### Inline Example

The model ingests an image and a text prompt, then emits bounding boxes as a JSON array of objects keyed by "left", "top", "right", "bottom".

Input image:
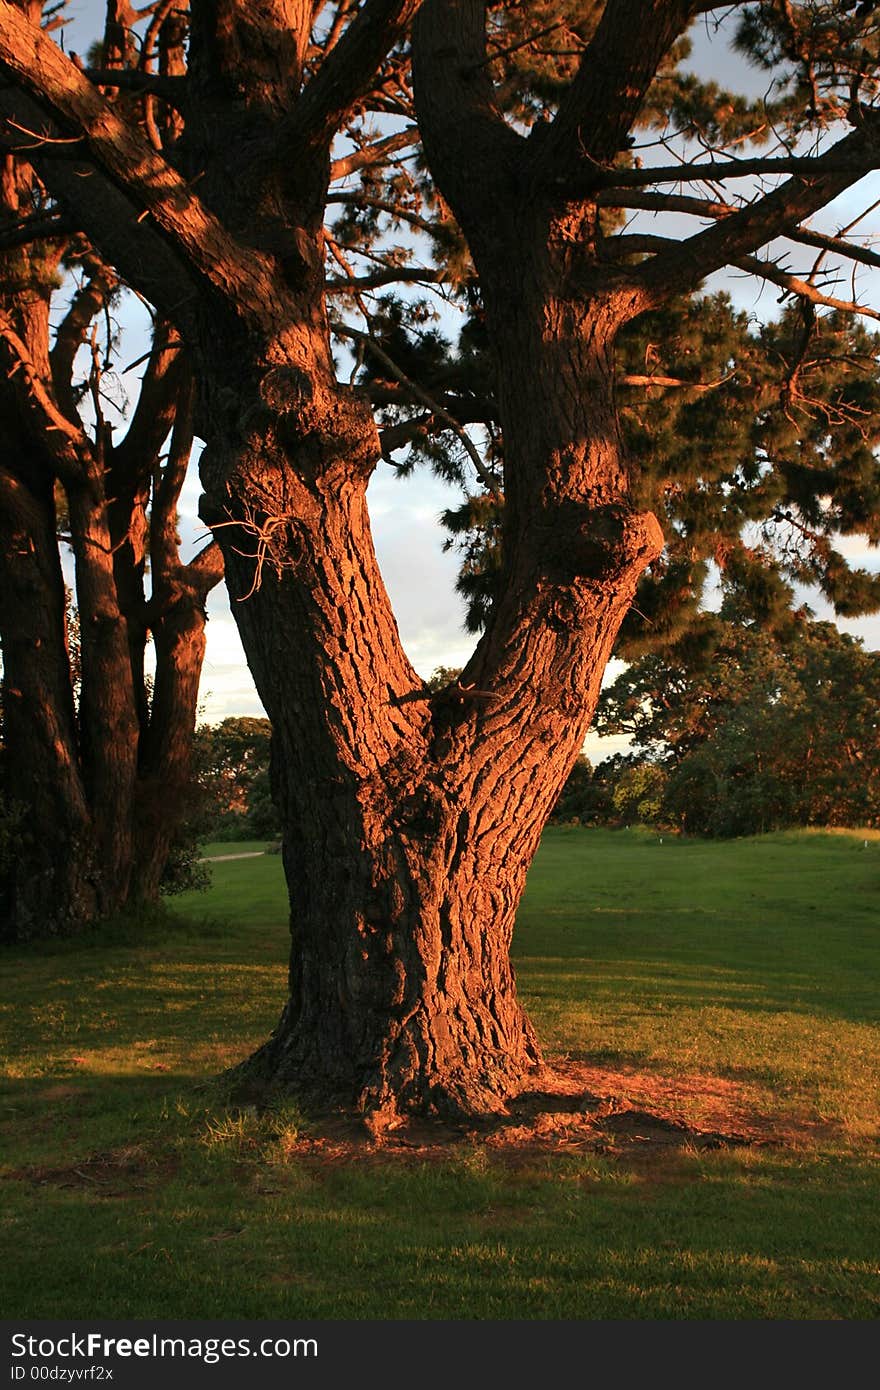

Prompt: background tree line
[{"left": 555, "top": 612, "right": 880, "bottom": 836}]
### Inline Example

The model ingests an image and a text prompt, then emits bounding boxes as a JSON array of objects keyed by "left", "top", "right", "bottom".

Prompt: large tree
[{"left": 3, "top": 1, "right": 880, "bottom": 1115}]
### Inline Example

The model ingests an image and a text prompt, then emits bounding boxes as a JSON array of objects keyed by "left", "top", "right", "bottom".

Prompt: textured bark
[{"left": 134, "top": 383, "right": 223, "bottom": 900}]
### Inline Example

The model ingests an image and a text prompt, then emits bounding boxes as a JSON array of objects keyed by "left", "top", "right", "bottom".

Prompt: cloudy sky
[{"left": 54, "top": 2, "right": 880, "bottom": 761}]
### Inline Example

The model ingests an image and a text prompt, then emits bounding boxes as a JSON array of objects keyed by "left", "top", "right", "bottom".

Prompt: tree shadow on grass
[{"left": 517, "top": 955, "right": 880, "bottom": 1026}]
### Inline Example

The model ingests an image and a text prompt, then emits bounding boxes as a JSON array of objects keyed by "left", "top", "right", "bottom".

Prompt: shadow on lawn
[{"left": 518, "top": 956, "right": 880, "bottom": 1026}]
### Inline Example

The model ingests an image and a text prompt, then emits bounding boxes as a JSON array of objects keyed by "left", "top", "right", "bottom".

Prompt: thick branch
[
  {"left": 538, "top": 0, "right": 697, "bottom": 175},
  {"left": 327, "top": 188, "right": 436, "bottom": 233},
  {"left": 50, "top": 251, "right": 117, "bottom": 422},
  {"left": 377, "top": 409, "right": 433, "bottom": 456},
  {"left": 84, "top": 68, "right": 186, "bottom": 104},
  {"left": 600, "top": 190, "right": 880, "bottom": 279},
  {"left": 0, "top": 306, "right": 90, "bottom": 481},
  {"left": 596, "top": 188, "right": 739, "bottom": 219},
  {"left": 412, "top": 0, "right": 525, "bottom": 243},
  {"left": 787, "top": 222, "right": 880, "bottom": 272},
  {"left": 286, "top": 0, "right": 422, "bottom": 153},
  {"left": 112, "top": 322, "right": 184, "bottom": 485},
  {"left": 185, "top": 538, "right": 224, "bottom": 593},
  {"left": 0, "top": 87, "right": 198, "bottom": 320},
  {"left": 150, "top": 365, "right": 194, "bottom": 578},
  {"left": 0, "top": 5, "right": 280, "bottom": 320}
]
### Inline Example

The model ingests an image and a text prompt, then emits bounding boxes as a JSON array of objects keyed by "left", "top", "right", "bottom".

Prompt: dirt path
[{"left": 200, "top": 851, "right": 266, "bottom": 862}]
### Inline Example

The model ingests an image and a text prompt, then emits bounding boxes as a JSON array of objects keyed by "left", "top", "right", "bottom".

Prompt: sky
[{"left": 50, "top": 2, "right": 880, "bottom": 761}]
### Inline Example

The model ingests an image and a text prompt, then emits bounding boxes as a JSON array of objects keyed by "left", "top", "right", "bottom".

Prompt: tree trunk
[
  {"left": 201, "top": 305, "right": 659, "bottom": 1118},
  {"left": 0, "top": 462, "right": 97, "bottom": 938},
  {"left": 132, "top": 588, "right": 210, "bottom": 901},
  {"left": 65, "top": 475, "right": 140, "bottom": 914}
]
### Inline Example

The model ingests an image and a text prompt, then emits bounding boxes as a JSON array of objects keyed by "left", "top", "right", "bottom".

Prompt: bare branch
[
  {"left": 412, "top": 0, "right": 525, "bottom": 248},
  {"left": 787, "top": 222, "right": 880, "bottom": 272},
  {"left": 185, "top": 538, "right": 224, "bottom": 593},
  {"left": 636, "top": 116, "right": 880, "bottom": 308},
  {"left": 377, "top": 409, "right": 434, "bottom": 456},
  {"left": 330, "top": 123, "right": 418, "bottom": 181},
  {"left": 327, "top": 265, "right": 443, "bottom": 291},
  {"left": 595, "top": 188, "right": 739, "bottom": 219},
  {"left": 566, "top": 150, "right": 880, "bottom": 196},
  {"left": 327, "top": 188, "right": 437, "bottom": 234},
  {"left": 734, "top": 253, "right": 880, "bottom": 322},
  {"left": 112, "top": 322, "right": 185, "bottom": 485}
]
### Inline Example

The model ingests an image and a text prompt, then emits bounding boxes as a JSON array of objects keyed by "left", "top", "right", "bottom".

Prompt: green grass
[{"left": 1, "top": 828, "right": 879, "bottom": 1319}]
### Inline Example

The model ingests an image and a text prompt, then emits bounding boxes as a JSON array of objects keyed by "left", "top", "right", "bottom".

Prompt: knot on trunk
[
  {"left": 242, "top": 372, "right": 378, "bottom": 482},
  {"left": 537, "top": 501, "right": 664, "bottom": 583}
]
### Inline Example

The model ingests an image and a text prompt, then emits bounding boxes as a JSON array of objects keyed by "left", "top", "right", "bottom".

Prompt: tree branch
[
  {"left": 636, "top": 115, "right": 880, "bottom": 307},
  {"left": 734, "top": 253, "right": 880, "bottom": 322},
  {"left": 0, "top": 306, "right": 90, "bottom": 482},
  {"left": 84, "top": 67, "right": 186, "bottom": 104},
  {"left": 595, "top": 188, "right": 739, "bottom": 219},
  {"left": 286, "top": 0, "right": 422, "bottom": 154},
  {"left": 564, "top": 150, "right": 880, "bottom": 197},
  {"left": 333, "top": 317, "right": 500, "bottom": 495},
  {"left": 0, "top": 4, "right": 280, "bottom": 321},
  {"left": 412, "top": 0, "right": 525, "bottom": 250},
  {"left": 327, "top": 265, "right": 443, "bottom": 291},
  {"left": 330, "top": 123, "right": 418, "bottom": 180},
  {"left": 536, "top": 0, "right": 697, "bottom": 176},
  {"left": 599, "top": 189, "right": 880, "bottom": 277}
]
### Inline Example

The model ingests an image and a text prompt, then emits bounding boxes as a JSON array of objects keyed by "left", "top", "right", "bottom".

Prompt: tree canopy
[{"left": 596, "top": 614, "right": 880, "bottom": 834}]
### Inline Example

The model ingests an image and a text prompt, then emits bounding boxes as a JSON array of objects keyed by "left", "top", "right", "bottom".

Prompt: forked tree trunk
[{"left": 202, "top": 305, "right": 660, "bottom": 1118}]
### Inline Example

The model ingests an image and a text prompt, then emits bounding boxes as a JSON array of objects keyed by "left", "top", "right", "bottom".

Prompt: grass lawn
[{"left": 1, "top": 827, "right": 878, "bottom": 1319}]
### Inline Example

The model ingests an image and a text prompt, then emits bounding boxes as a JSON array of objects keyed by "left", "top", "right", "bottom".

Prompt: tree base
[{"left": 229, "top": 998, "right": 544, "bottom": 1124}]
